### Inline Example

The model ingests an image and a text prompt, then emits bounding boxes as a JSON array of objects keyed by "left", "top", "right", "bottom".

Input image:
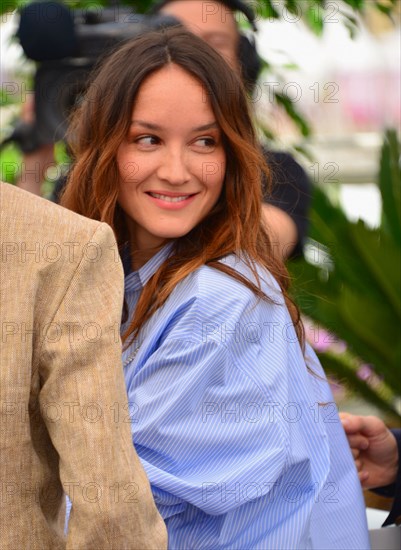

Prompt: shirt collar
[{"left": 124, "top": 242, "right": 175, "bottom": 293}]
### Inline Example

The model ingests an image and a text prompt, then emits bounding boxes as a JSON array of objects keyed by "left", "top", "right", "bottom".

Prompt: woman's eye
[
  {"left": 194, "top": 137, "right": 216, "bottom": 149},
  {"left": 134, "top": 135, "right": 159, "bottom": 146}
]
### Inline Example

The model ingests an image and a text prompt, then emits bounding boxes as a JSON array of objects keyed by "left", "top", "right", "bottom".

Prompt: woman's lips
[{"left": 146, "top": 191, "right": 198, "bottom": 209}]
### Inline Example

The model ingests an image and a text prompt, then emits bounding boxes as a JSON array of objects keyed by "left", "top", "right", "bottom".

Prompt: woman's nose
[{"left": 157, "top": 150, "right": 191, "bottom": 185}]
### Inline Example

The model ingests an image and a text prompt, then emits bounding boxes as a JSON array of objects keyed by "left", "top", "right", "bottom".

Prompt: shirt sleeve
[
  {"left": 128, "top": 337, "right": 289, "bottom": 518},
  {"left": 124, "top": 273, "right": 292, "bottom": 519}
]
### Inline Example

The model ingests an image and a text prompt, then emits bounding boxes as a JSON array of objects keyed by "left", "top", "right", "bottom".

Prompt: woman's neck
[{"left": 129, "top": 242, "right": 167, "bottom": 271}]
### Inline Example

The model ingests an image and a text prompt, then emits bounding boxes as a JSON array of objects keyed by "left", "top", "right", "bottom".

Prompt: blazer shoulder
[{"left": 0, "top": 182, "right": 104, "bottom": 244}]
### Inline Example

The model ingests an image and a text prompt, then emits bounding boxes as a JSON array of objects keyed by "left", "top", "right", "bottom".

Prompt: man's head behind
[{"left": 152, "top": 0, "right": 260, "bottom": 89}]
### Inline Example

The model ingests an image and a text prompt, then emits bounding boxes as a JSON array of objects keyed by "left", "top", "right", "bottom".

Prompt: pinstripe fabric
[{"left": 123, "top": 245, "right": 370, "bottom": 549}]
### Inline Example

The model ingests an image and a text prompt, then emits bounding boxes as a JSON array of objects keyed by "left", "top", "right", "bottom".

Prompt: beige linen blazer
[{"left": 0, "top": 183, "right": 167, "bottom": 549}]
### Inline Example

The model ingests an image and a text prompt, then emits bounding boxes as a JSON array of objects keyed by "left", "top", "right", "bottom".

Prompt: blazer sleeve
[
  {"left": 381, "top": 429, "right": 401, "bottom": 526},
  {"left": 37, "top": 223, "right": 167, "bottom": 550}
]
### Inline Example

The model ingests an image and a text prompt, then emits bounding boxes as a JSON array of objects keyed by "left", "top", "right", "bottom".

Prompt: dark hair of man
[
  {"left": 149, "top": 0, "right": 257, "bottom": 31},
  {"left": 61, "top": 27, "right": 303, "bottom": 349}
]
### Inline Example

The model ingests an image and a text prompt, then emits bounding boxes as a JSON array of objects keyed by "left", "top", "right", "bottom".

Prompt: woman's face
[{"left": 117, "top": 63, "right": 226, "bottom": 253}]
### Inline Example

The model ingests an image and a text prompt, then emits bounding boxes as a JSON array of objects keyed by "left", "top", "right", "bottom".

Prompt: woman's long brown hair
[{"left": 61, "top": 27, "right": 304, "bottom": 350}]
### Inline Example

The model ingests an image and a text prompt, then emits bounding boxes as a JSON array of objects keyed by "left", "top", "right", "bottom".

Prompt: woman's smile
[{"left": 146, "top": 190, "right": 198, "bottom": 208}]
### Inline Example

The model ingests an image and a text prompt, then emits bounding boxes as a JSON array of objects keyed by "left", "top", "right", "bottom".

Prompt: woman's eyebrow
[
  {"left": 193, "top": 122, "right": 219, "bottom": 132},
  {"left": 131, "top": 120, "right": 218, "bottom": 132},
  {"left": 130, "top": 120, "right": 161, "bottom": 130}
]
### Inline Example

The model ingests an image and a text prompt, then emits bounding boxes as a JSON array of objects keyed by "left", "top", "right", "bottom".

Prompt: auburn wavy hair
[{"left": 61, "top": 26, "right": 304, "bottom": 349}]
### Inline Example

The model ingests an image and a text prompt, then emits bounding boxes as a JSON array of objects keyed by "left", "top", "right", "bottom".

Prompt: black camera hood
[{"left": 14, "top": 2, "right": 179, "bottom": 150}]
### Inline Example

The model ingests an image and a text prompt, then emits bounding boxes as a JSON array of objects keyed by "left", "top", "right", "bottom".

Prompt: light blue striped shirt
[{"left": 123, "top": 244, "right": 370, "bottom": 549}]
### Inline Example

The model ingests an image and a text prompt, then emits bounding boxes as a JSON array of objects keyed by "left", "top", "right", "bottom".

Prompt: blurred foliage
[
  {"left": 0, "top": 144, "right": 21, "bottom": 182},
  {"left": 1, "top": 88, "right": 20, "bottom": 107},
  {"left": 289, "top": 129, "right": 401, "bottom": 421}
]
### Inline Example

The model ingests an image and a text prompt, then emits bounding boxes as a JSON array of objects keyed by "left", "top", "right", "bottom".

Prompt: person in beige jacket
[{"left": 0, "top": 182, "right": 167, "bottom": 549}]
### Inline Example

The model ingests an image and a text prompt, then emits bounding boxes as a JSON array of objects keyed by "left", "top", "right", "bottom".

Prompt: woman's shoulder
[
  {"left": 145, "top": 254, "right": 288, "bottom": 347},
  {"left": 192, "top": 254, "right": 283, "bottom": 303},
  {"left": 167, "top": 254, "right": 285, "bottom": 327}
]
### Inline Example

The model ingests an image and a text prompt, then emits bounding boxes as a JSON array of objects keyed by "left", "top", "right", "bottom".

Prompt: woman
[{"left": 62, "top": 28, "right": 370, "bottom": 549}]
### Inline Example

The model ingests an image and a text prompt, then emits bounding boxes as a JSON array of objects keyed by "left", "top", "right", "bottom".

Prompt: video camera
[{"left": 12, "top": 1, "right": 178, "bottom": 152}]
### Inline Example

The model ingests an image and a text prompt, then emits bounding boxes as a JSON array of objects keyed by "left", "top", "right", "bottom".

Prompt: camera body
[{"left": 17, "top": 2, "right": 178, "bottom": 150}]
